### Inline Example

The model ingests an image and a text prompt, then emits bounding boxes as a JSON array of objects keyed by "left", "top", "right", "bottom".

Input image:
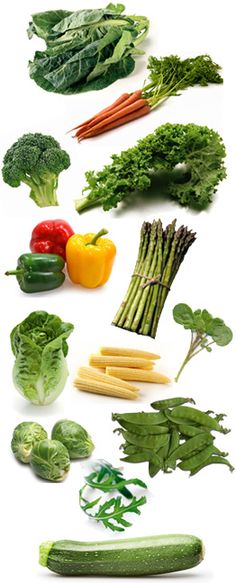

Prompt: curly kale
[
  {"left": 75, "top": 123, "right": 226, "bottom": 213},
  {"left": 2, "top": 133, "right": 70, "bottom": 207}
]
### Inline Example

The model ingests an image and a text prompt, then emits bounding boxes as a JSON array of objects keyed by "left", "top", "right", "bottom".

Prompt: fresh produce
[
  {"left": 100, "top": 346, "right": 160, "bottom": 359},
  {"left": 173, "top": 304, "right": 233, "bottom": 381},
  {"left": 27, "top": 5, "right": 149, "bottom": 95},
  {"left": 71, "top": 54, "right": 223, "bottom": 140},
  {"left": 79, "top": 460, "right": 147, "bottom": 532},
  {"left": 11, "top": 422, "right": 47, "bottom": 463},
  {"left": 75, "top": 376, "right": 139, "bottom": 400},
  {"left": 107, "top": 367, "right": 170, "bottom": 383},
  {"left": 113, "top": 397, "right": 234, "bottom": 477},
  {"left": 30, "top": 219, "right": 74, "bottom": 260},
  {"left": 51, "top": 420, "right": 94, "bottom": 459},
  {"left": 75, "top": 124, "right": 226, "bottom": 213},
  {"left": 10, "top": 311, "right": 74, "bottom": 405},
  {"left": 89, "top": 355, "right": 154, "bottom": 369},
  {"left": 2, "top": 133, "right": 70, "bottom": 207},
  {"left": 30, "top": 439, "right": 70, "bottom": 481},
  {"left": 5, "top": 253, "right": 65, "bottom": 293},
  {"left": 39, "top": 534, "right": 204, "bottom": 576},
  {"left": 113, "top": 219, "right": 196, "bottom": 338},
  {"left": 66, "top": 228, "right": 116, "bottom": 288}
]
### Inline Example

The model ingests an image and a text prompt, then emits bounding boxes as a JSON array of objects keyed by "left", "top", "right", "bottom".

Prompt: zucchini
[{"left": 39, "top": 534, "right": 204, "bottom": 576}]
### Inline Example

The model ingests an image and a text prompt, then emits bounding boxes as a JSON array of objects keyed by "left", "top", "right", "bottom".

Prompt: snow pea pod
[
  {"left": 151, "top": 397, "right": 195, "bottom": 410},
  {"left": 121, "top": 451, "right": 154, "bottom": 463},
  {"left": 112, "top": 412, "right": 167, "bottom": 426},
  {"left": 166, "top": 429, "right": 180, "bottom": 470},
  {"left": 178, "top": 424, "right": 210, "bottom": 438},
  {"left": 167, "top": 432, "right": 214, "bottom": 464},
  {"left": 121, "top": 444, "right": 154, "bottom": 456},
  {"left": 116, "top": 419, "right": 169, "bottom": 435},
  {"left": 190, "top": 456, "right": 235, "bottom": 476},
  {"left": 170, "top": 406, "right": 230, "bottom": 434},
  {"left": 178, "top": 445, "right": 225, "bottom": 471},
  {"left": 120, "top": 430, "right": 170, "bottom": 450}
]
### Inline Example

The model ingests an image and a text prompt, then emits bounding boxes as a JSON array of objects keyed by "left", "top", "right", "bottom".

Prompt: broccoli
[{"left": 2, "top": 133, "right": 70, "bottom": 207}]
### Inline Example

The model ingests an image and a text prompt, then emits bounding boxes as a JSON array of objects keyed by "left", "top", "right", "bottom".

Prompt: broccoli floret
[{"left": 2, "top": 133, "right": 70, "bottom": 207}]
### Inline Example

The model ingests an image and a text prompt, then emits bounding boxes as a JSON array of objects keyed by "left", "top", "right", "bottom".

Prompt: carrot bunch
[
  {"left": 70, "top": 90, "right": 150, "bottom": 141},
  {"left": 69, "top": 55, "right": 223, "bottom": 142}
]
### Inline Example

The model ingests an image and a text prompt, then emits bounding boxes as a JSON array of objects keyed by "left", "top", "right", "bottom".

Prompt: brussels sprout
[
  {"left": 30, "top": 439, "right": 70, "bottom": 481},
  {"left": 51, "top": 419, "right": 94, "bottom": 460},
  {"left": 11, "top": 421, "right": 47, "bottom": 463}
]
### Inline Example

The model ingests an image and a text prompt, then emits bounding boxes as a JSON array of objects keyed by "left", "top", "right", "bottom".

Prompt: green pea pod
[
  {"left": 5, "top": 253, "right": 65, "bottom": 293},
  {"left": 166, "top": 429, "right": 180, "bottom": 470},
  {"left": 112, "top": 412, "right": 167, "bottom": 426},
  {"left": 149, "top": 455, "right": 162, "bottom": 477},
  {"left": 120, "top": 430, "right": 170, "bottom": 450},
  {"left": 178, "top": 445, "right": 218, "bottom": 471},
  {"left": 170, "top": 406, "right": 230, "bottom": 434},
  {"left": 178, "top": 424, "right": 210, "bottom": 438},
  {"left": 151, "top": 397, "right": 195, "bottom": 410},
  {"left": 117, "top": 419, "right": 169, "bottom": 435},
  {"left": 121, "top": 452, "right": 154, "bottom": 463},
  {"left": 166, "top": 432, "right": 214, "bottom": 465},
  {"left": 190, "top": 456, "right": 235, "bottom": 476},
  {"left": 121, "top": 444, "right": 154, "bottom": 457}
]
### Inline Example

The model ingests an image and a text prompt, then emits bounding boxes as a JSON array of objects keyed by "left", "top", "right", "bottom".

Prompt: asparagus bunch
[{"left": 112, "top": 219, "right": 196, "bottom": 338}]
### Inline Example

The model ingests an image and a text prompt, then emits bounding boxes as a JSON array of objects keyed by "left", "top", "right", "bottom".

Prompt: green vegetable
[
  {"left": 30, "top": 439, "right": 70, "bottom": 481},
  {"left": 79, "top": 460, "right": 147, "bottom": 532},
  {"left": 75, "top": 123, "right": 226, "bottom": 213},
  {"left": 113, "top": 398, "right": 234, "bottom": 477},
  {"left": 11, "top": 421, "right": 47, "bottom": 463},
  {"left": 5, "top": 253, "right": 65, "bottom": 293},
  {"left": 2, "top": 133, "right": 70, "bottom": 207},
  {"left": 39, "top": 534, "right": 204, "bottom": 575},
  {"left": 51, "top": 419, "right": 94, "bottom": 459},
  {"left": 173, "top": 303, "right": 233, "bottom": 381},
  {"left": 10, "top": 311, "right": 74, "bottom": 405},
  {"left": 28, "top": 5, "right": 149, "bottom": 94},
  {"left": 112, "top": 219, "right": 196, "bottom": 338}
]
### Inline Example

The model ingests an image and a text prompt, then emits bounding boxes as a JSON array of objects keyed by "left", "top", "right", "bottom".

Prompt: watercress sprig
[{"left": 173, "top": 304, "right": 233, "bottom": 382}]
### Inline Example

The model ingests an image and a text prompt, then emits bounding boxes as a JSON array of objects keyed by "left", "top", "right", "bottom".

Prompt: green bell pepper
[{"left": 5, "top": 253, "right": 65, "bottom": 293}]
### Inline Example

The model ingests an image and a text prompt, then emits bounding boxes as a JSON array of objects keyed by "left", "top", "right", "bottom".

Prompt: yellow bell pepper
[{"left": 66, "top": 228, "right": 116, "bottom": 288}]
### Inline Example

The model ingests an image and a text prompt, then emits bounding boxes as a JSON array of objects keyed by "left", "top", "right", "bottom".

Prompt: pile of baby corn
[{"left": 74, "top": 347, "right": 171, "bottom": 399}]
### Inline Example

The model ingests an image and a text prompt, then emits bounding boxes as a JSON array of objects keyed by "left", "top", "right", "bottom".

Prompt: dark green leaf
[{"left": 173, "top": 303, "right": 194, "bottom": 328}]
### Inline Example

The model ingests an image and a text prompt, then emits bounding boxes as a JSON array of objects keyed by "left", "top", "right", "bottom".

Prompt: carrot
[
  {"left": 77, "top": 105, "right": 150, "bottom": 141},
  {"left": 74, "top": 90, "right": 143, "bottom": 137},
  {"left": 69, "top": 93, "right": 130, "bottom": 133},
  {"left": 77, "top": 98, "right": 149, "bottom": 140}
]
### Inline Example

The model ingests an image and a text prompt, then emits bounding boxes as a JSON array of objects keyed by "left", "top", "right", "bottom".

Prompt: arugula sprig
[
  {"left": 173, "top": 304, "right": 233, "bottom": 381},
  {"left": 79, "top": 460, "right": 147, "bottom": 532}
]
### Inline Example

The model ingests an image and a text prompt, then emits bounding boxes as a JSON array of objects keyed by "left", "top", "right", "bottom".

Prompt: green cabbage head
[
  {"left": 30, "top": 439, "right": 70, "bottom": 481},
  {"left": 51, "top": 419, "right": 94, "bottom": 459},
  {"left": 11, "top": 421, "right": 47, "bottom": 463},
  {"left": 10, "top": 311, "right": 74, "bottom": 405}
]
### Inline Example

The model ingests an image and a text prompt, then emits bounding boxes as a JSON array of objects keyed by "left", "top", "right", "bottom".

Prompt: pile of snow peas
[{"left": 112, "top": 397, "right": 234, "bottom": 477}]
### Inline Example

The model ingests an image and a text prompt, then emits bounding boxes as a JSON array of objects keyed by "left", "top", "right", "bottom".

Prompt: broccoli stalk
[{"left": 2, "top": 133, "right": 70, "bottom": 207}]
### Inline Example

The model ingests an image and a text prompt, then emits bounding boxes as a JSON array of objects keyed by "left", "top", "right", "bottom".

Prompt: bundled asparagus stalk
[{"left": 112, "top": 220, "right": 196, "bottom": 338}]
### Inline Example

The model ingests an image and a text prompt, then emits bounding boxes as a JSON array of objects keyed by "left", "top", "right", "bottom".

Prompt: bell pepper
[
  {"left": 5, "top": 253, "right": 65, "bottom": 293},
  {"left": 30, "top": 219, "right": 74, "bottom": 260},
  {"left": 66, "top": 228, "right": 116, "bottom": 288}
]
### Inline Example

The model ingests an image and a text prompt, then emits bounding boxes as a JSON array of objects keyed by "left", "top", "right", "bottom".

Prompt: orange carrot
[
  {"left": 69, "top": 93, "right": 130, "bottom": 132},
  {"left": 74, "top": 90, "right": 143, "bottom": 137},
  {"left": 77, "top": 98, "right": 149, "bottom": 140},
  {"left": 77, "top": 105, "right": 150, "bottom": 141}
]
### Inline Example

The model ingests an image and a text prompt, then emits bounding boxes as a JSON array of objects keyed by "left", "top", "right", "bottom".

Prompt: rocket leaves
[{"left": 27, "top": 5, "right": 149, "bottom": 94}]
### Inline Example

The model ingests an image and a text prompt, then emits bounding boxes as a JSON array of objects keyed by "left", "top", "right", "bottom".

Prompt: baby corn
[
  {"left": 74, "top": 377, "right": 138, "bottom": 399},
  {"left": 99, "top": 346, "right": 160, "bottom": 360},
  {"left": 89, "top": 355, "right": 154, "bottom": 370},
  {"left": 77, "top": 367, "right": 139, "bottom": 393},
  {"left": 106, "top": 366, "right": 171, "bottom": 384}
]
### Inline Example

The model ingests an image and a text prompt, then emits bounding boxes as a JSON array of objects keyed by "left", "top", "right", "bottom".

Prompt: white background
[{"left": 0, "top": 0, "right": 235, "bottom": 581}]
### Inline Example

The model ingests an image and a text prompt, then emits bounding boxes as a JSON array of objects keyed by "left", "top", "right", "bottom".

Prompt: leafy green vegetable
[
  {"left": 79, "top": 460, "right": 147, "bottom": 532},
  {"left": 27, "top": 5, "right": 149, "bottom": 94},
  {"left": 2, "top": 133, "right": 70, "bottom": 207},
  {"left": 173, "top": 304, "right": 233, "bottom": 381},
  {"left": 10, "top": 311, "right": 74, "bottom": 405},
  {"left": 11, "top": 421, "right": 47, "bottom": 463},
  {"left": 51, "top": 419, "right": 94, "bottom": 459},
  {"left": 30, "top": 439, "right": 70, "bottom": 481},
  {"left": 75, "top": 123, "right": 226, "bottom": 213}
]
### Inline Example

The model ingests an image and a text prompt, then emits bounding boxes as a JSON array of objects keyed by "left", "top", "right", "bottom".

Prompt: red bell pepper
[{"left": 30, "top": 220, "right": 74, "bottom": 260}]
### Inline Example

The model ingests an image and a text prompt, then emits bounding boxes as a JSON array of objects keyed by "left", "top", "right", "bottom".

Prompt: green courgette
[{"left": 39, "top": 534, "right": 204, "bottom": 576}]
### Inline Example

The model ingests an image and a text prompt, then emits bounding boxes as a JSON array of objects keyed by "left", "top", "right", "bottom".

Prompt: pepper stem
[
  {"left": 86, "top": 228, "right": 108, "bottom": 246},
  {"left": 5, "top": 269, "right": 24, "bottom": 276}
]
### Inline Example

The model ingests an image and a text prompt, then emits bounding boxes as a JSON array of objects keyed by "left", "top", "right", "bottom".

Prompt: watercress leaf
[
  {"left": 173, "top": 303, "right": 194, "bottom": 328},
  {"left": 210, "top": 323, "right": 233, "bottom": 346}
]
